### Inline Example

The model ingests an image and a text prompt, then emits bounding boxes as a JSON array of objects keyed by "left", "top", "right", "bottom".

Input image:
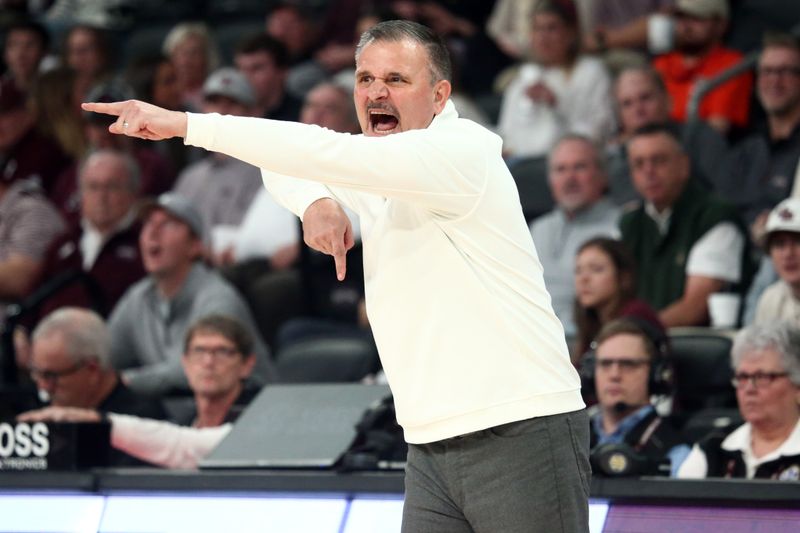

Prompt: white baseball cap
[{"left": 766, "top": 197, "right": 800, "bottom": 240}]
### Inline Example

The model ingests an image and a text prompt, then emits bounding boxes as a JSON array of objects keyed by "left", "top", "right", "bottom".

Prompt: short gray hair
[
  {"left": 731, "top": 322, "right": 800, "bottom": 386},
  {"left": 78, "top": 148, "right": 141, "bottom": 193},
  {"left": 32, "top": 308, "right": 112, "bottom": 369},
  {"left": 548, "top": 133, "right": 607, "bottom": 176},
  {"left": 355, "top": 20, "right": 452, "bottom": 84}
]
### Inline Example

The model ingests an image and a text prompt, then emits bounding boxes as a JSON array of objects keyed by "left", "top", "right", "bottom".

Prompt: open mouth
[{"left": 369, "top": 109, "right": 399, "bottom": 134}]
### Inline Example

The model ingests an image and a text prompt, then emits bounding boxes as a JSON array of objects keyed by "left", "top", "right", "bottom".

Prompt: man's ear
[
  {"left": 433, "top": 79, "right": 452, "bottom": 113},
  {"left": 239, "top": 354, "right": 257, "bottom": 380}
]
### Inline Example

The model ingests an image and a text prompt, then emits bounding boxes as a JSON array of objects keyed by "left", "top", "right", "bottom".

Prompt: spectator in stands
[
  {"left": 497, "top": 0, "right": 615, "bottom": 158},
  {"left": 50, "top": 81, "right": 176, "bottom": 223},
  {"left": 29, "top": 307, "right": 165, "bottom": 417},
  {"left": 108, "top": 193, "right": 276, "bottom": 396},
  {"left": 581, "top": 0, "right": 675, "bottom": 64},
  {"left": 63, "top": 25, "right": 112, "bottom": 109},
  {"left": 33, "top": 149, "right": 145, "bottom": 321},
  {"left": 529, "top": 134, "right": 620, "bottom": 336},
  {"left": 0, "top": 88, "right": 66, "bottom": 320},
  {"left": 1, "top": 18, "right": 49, "bottom": 93},
  {"left": 0, "top": 78, "right": 72, "bottom": 194},
  {"left": 619, "top": 124, "right": 751, "bottom": 327},
  {"left": 265, "top": 2, "right": 320, "bottom": 66},
  {"left": 28, "top": 307, "right": 167, "bottom": 466},
  {"left": 677, "top": 322, "right": 800, "bottom": 479},
  {"left": 172, "top": 68, "right": 263, "bottom": 259},
  {"left": 573, "top": 237, "right": 664, "bottom": 362},
  {"left": 125, "top": 54, "right": 191, "bottom": 173},
  {"left": 752, "top": 198, "right": 800, "bottom": 325},
  {"left": 28, "top": 67, "right": 88, "bottom": 165},
  {"left": 177, "top": 314, "right": 259, "bottom": 427},
  {"left": 234, "top": 34, "right": 302, "bottom": 121},
  {"left": 653, "top": 0, "right": 752, "bottom": 136},
  {"left": 162, "top": 22, "right": 219, "bottom": 112},
  {"left": 19, "top": 313, "right": 262, "bottom": 469},
  {"left": 586, "top": 318, "right": 689, "bottom": 476},
  {"left": 715, "top": 33, "right": 800, "bottom": 230},
  {"left": 607, "top": 65, "right": 727, "bottom": 205}
]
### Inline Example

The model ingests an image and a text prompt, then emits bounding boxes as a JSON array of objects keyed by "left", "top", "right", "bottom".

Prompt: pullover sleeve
[
  {"left": 109, "top": 413, "right": 230, "bottom": 469},
  {"left": 185, "top": 112, "right": 486, "bottom": 218}
]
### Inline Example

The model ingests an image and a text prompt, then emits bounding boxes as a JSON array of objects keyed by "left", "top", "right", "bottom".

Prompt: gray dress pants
[{"left": 402, "top": 409, "right": 591, "bottom": 533}]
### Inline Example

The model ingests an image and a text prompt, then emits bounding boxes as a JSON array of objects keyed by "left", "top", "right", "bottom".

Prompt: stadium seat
[
  {"left": 668, "top": 329, "right": 737, "bottom": 418},
  {"left": 506, "top": 156, "right": 553, "bottom": 222},
  {"left": 275, "top": 337, "right": 380, "bottom": 383}
]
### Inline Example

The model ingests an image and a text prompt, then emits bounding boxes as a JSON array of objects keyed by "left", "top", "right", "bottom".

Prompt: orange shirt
[{"left": 654, "top": 45, "right": 753, "bottom": 127}]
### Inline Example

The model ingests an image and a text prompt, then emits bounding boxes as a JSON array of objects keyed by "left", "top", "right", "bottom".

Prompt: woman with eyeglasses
[{"left": 677, "top": 322, "right": 800, "bottom": 479}]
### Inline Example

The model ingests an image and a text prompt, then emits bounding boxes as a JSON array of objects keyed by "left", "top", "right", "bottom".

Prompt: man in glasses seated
[
  {"left": 28, "top": 307, "right": 167, "bottom": 465},
  {"left": 584, "top": 317, "right": 689, "bottom": 476},
  {"left": 21, "top": 313, "right": 259, "bottom": 469},
  {"left": 677, "top": 322, "right": 800, "bottom": 479}
]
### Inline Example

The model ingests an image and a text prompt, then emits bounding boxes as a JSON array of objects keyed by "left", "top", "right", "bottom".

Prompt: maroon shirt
[{"left": 32, "top": 221, "right": 146, "bottom": 323}]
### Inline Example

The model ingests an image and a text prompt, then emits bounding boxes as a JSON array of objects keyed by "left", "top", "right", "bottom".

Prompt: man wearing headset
[{"left": 584, "top": 317, "right": 690, "bottom": 476}]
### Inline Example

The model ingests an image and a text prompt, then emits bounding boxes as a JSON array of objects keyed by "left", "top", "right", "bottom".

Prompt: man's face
[
  {"left": 3, "top": 29, "right": 45, "bottom": 80},
  {"left": 266, "top": 6, "right": 310, "bottom": 57},
  {"left": 66, "top": 27, "right": 103, "bottom": 76},
  {"left": 235, "top": 51, "right": 283, "bottom": 108},
  {"left": 548, "top": 139, "right": 606, "bottom": 214},
  {"left": 182, "top": 331, "right": 254, "bottom": 399},
  {"left": 201, "top": 95, "right": 251, "bottom": 117},
  {"left": 530, "top": 12, "right": 574, "bottom": 66},
  {"left": 627, "top": 132, "right": 690, "bottom": 211},
  {"left": 300, "top": 85, "right": 358, "bottom": 133},
  {"left": 674, "top": 14, "right": 723, "bottom": 54},
  {"left": 769, "top": 232, "right": 800, "bottom": 288},
  {"left": 615, "top": 71, "right": 670, "bottom": 134},
  {"left": 354, "top": 39, "right": 450, "bottom": 137},
  {"left": 30, "top": 334, "right": 97, "bottom": 408},
  {"left": 595, "top": 333, "right": 652, "bottom": 410},
  {"left": 139, "top": 209, "right": 201, "bottom": 278},
  {"left": 757, "top": 46, "right": 800, "bottom": 117},
  {"left": 79, "top": 153, "right": 137, "bottom": 233}
]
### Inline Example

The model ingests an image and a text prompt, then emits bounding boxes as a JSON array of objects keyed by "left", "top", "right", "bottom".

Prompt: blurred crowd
[{"left": 1, "top": 0, "right": 800, "bottom": 480}]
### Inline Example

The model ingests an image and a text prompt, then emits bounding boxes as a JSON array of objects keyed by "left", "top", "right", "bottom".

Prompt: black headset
[{"left": 579, "top": 316, "right": 673, "bottom": 396}]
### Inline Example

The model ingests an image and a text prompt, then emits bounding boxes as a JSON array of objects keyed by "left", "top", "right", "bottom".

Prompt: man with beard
[
  {"left": 653, "top": 0, "right": 751, "bottom": 136},
  {"left": 84, "top": 20, "right": 589, "bottom": 532}
]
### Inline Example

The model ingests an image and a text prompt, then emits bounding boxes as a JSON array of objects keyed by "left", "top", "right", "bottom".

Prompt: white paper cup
[{"left": 708, "top": 293, "right": 741, "bottom": 329}]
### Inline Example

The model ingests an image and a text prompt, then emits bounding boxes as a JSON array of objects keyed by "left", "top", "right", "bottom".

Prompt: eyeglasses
[
  {"left": 757, "top": 66, "right": 800, "bottom": 78},
  {"left": 596, "top": 358, "right": 650, "bottom": 372},
  {"left": 731, "top": 371, "right": 789, "bottom": 389},
  {"left": 29, "top": 361, "right": 87, "bottom": 384},
  {"left": 185, "top": 345, "right": 240, "bottom": 361}
]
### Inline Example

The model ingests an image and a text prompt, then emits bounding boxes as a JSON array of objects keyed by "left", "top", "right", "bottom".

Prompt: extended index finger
[
  {"left": 81, "top": 101, "right": 127, "bottom": 117},
  {"left": 332, "top": 238, "right": 347, "bottom": 282}
]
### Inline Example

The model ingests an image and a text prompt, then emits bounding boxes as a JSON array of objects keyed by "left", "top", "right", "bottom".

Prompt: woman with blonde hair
[{"left": 162, "top": 22, "right": 220, "bottom": 111}]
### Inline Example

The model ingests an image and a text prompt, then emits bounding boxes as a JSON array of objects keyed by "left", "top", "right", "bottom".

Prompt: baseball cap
[
  {"left": 675, "top": 0, "right": 729, "bottom": 19},
  {"left": 765, "top": 197, "right": 800, "bottom": 242},
  {"left": 203, "top": 68, "right": 256, "bottom": 107},
  {"left": 139, "top": 192, "right": 205, "bottom": 240}
]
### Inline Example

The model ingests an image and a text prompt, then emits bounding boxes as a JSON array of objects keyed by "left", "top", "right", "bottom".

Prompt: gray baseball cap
[
  {"left": 203, "top": 67, "right": 256, "bottom": 107},
  {"left": 139, "top": 192, "right": 205, "bottom": 240}
]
